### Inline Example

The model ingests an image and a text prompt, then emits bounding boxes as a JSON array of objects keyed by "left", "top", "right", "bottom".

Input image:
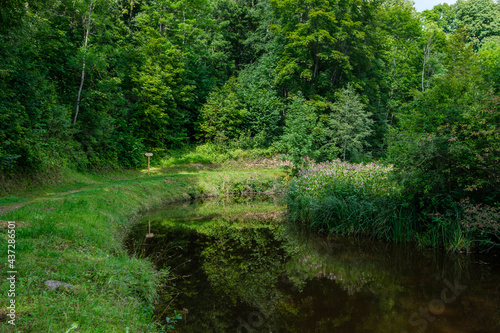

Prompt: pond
[{"left": 125, "top": 195, "right": 500, "bottom": 333}]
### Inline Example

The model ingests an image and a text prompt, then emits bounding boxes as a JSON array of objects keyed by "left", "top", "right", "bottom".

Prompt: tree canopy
[{"left": 0, "top": 0, "right": 498, "bottom": 203}]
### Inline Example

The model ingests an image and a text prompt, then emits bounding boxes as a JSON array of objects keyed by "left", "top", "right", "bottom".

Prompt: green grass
[
  {"left": 0, "top": 160, "right": 284, "bottom": 332},
  {"left": 160, "top": 143, "right": 282, "bottom": 168},
  {"left": 0, "top": 197, "right": 27, "bottom": 205}
]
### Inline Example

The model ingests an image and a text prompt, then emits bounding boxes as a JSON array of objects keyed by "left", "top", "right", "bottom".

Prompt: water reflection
[{"left": 126, "top": 195, "right": 500, "bottom": 332}]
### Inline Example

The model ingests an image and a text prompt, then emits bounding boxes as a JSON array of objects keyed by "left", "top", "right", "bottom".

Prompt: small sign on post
[
  {"left": 146, "top": 220, "right": 154, "bottom": 238},
  {"left": 145, "top": 153, "right": 153, "bottom": 175}
]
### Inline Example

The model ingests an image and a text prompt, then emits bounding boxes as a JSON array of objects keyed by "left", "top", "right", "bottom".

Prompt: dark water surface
[{"left": 126, "top": 195, "right": 500, "bottom": 333}]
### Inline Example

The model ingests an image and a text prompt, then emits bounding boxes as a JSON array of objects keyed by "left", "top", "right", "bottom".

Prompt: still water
[{"left": 126, "top": 195, "right": 500, "bottom": 333}]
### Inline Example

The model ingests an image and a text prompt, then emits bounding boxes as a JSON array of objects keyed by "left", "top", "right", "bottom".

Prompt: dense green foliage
[
  {"left": 131, "top": 195, "right": 500, "bottom": 332},
  {"left": 1, "top": 0, "right": 495, "bottom": 174},
  {"left": 0, "top": 3, "right": 499, "bottom": 331},
  {"left": 1, "top": 0, "right": 499, "bottom": 247}
]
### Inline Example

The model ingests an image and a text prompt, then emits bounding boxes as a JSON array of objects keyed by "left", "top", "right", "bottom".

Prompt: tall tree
[
  {"left": 74, "top": 0, "right": 97, "bottom": 125},
  {"left": 270, "top": 0, "right": 379, "bottom": 100},
  {"left": 326, "top": 84, "right": 373, "bottom": 161},
  {"left": 421, "top": 3, "right": 457, "bottom": 34},
  {"left": 0, "top": 0, "right": 26, "bottom": 29},
  {"left": 279, "top": 95, "right": 319, "bottom": 171},
  {"left": 198, "top": 77, "right": 247, "bottom": 143},
  {"left": 455, "top": 0, "right": 500, "bottom": 48}
]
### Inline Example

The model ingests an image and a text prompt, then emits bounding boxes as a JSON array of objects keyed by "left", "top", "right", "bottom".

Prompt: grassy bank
[{"left": 0, "top": 163, "right": 284, "bottom": 332}]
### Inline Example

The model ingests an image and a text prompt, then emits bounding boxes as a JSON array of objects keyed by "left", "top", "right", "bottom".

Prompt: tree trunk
[
  {"left": 421, "top": 51, "right": 426, "bottom": 92},
  {"left": 74, "top": 2, "right": 95, "bottom": 125},
  {"left": 343, "top": 141, "right": 347, "bottom": 161},
  {"left": 422, "top": 33, "right": 433, "bottom": 92}
]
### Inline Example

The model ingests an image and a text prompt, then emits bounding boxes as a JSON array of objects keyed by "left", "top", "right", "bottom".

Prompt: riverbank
[
  {"left": 0, "top": 163, "right": 284, "bottom": 332},
  {"left": 286, "top": 159, "right": 500, "bottom": 253}
]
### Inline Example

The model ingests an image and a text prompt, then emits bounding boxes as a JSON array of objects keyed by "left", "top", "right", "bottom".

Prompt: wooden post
[
  {"left": 145, "top": 153, "right": 153, "bottom": 175},
  {"left": 146, "top": 220, "right": 154, "bottom": 238}
]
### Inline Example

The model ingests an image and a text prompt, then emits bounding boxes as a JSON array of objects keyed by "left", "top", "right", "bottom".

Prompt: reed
[{"left": 284, "top": 160, "right": 475, "bottom": 249}]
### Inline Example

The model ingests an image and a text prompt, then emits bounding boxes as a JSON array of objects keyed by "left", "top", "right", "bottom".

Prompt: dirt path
[
  {"left": 0, "top": 185, "right": 101, "bottom": 216},
  {"left": 0, "top": 164, "right": 274, "bottom": 217}
]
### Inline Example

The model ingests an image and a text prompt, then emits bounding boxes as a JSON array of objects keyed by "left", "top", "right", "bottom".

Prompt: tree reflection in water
[{"left": 126, "top": 195, "right": 500, "bottom": 333}]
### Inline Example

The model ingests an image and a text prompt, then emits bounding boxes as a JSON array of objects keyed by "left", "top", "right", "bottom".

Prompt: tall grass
[
  {"left": 286, "top": 160, "right": 415, "bottom": 242},
  {"left": 286, "top": 160, "right": 500, "bottom": 252}
]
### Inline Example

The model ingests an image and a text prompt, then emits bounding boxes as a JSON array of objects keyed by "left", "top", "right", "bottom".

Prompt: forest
[
  {"left": 0, "top": 0, "right": 499, "bottom": 331},
  {"left": 1, "top": 0, "right": 499, "bottom": 243}
]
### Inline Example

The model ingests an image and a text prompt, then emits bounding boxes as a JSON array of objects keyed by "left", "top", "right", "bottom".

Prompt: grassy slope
[{"left": 0, "top": 164, "right": 283, "bottom": 332}]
